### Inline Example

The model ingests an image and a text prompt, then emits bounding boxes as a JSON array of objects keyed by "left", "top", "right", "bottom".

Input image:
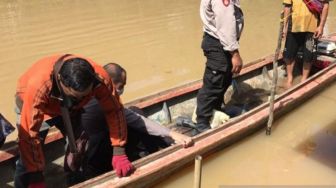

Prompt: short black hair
[
  {"left": 59, "top": 58, "right": 95, "bottom": 92},
  {"left": 103, "top": 63, "right": 126, "bottom": 84}
]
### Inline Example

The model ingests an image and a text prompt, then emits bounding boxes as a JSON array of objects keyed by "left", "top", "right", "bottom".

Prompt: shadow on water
[
  {"left": 295, "top": 119, "right": 336, "bottom": 171},
  {"left": 0, "top": 139, "right": 67, "bottom": 188}
]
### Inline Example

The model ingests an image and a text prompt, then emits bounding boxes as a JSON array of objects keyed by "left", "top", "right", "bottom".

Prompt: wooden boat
[{"left": 1, "top": 34, "right": 336, "bottom": 187}]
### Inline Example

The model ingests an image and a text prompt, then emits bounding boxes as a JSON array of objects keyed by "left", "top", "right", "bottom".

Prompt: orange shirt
[{"left": 16, "top": 54, "right": 127, "bottom": 172}]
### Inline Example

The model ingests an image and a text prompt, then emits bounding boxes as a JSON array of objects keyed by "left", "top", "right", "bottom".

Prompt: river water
[{"left": 0, "top": 0, "right": 335, "bottom": 186}]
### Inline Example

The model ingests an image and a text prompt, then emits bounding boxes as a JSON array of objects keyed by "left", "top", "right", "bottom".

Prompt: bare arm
[
  {"left": 230, "top": 50, "right": 243, "bottom": 74},
  {"left": 212, "top": 1, "right": 244, "bottom": 74},
  {"left": 283, "top": 4, "right": 291, "bottom": 38},
  {"left": 125, "top": 108, "right": 193, "bottom": 148},
  {"left": 169, "top": 131, "right": 193, "bottom": 148},
  {"left": 314, "top": 2, "right": 329, "bottom": 38},
  {"left": 125, "top": 108, "right": 171, "bottom": 137}
]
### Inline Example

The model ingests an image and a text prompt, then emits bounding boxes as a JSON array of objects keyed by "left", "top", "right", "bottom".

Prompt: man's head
[
  {"left": 58, "top": 58, "right": 95, "bottom": 102},
  {"left": 103, "top": 63, "right": 126, "bottom": 96}
]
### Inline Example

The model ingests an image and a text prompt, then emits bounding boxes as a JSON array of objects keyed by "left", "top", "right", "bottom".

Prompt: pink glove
[
  {"left": 28, "top": 182, "right": 46, "bottom": 188},
  {"left": 112, "top": 154, "right": 134, "bottom": 177}
]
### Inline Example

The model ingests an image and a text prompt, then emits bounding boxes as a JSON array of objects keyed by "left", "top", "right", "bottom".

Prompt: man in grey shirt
[
  {"left": 195, "top": 0, "right": 244, "bottom": 131},
  {"left": 72, "top": 63, "right": 193, "bottom": 182},
  {"left": 103, "top": 63, "right": 192, "bottom": 146}
]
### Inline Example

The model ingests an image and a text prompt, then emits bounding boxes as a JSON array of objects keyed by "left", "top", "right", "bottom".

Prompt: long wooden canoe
[
  {"left": 73, "top": 36, "right": 336, "bottom": 187},
  {"left": 1, "top": 34, "right": 336, "bottom": 187}
]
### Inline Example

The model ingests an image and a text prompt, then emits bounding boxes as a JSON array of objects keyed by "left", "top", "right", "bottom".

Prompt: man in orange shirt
[{"left": 14, "top": 54, "right": 133, "bottom": 188}]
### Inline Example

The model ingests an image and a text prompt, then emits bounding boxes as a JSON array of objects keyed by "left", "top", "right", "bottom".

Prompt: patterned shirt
[{"left": 283, "top": 0, "right": 329, "bottom": 32}]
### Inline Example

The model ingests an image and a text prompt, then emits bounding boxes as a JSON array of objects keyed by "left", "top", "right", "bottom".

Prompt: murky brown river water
[{"left": 0, "top": 0, "right": 335, "bottom": 186}]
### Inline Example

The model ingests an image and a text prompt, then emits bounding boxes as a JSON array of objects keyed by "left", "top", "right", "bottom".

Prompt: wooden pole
[
  {"left": 194, "top": 155, "right": 202, "bottom": 188},
  {"left": 266, "top": 11, "right": 285, "bottom": 135},
  {"left": 60, "top": 107, "right": 78, "bottom": 153}
]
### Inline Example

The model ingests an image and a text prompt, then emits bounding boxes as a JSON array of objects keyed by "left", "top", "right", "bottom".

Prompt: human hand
[
  {"left": 64, "top": 132, "right": 88, "bottom": 172},
  {"left": 170, "top": 131, "right": 193, "bottom": 148},
  {"left": 231, "top": 50, "right": 243, "bottom": 74},
  {"left": 66, "top": 152, "right": 82, "bottom": 172},
  {"left": 112, "top": 154, "right": 134, "bottom": 177},
  {"left": 314, "top": 26, "right": 323, "bottom": 39}
]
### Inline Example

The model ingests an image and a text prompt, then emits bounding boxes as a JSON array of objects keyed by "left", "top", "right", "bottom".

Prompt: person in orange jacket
[{"left": 14, "top": 54, "right": 134, "bottom": 188}]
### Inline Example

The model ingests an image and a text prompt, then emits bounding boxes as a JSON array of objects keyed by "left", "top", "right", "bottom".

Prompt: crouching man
[{"left": 14, "top": 54, "right": 133, "bottom": 188}]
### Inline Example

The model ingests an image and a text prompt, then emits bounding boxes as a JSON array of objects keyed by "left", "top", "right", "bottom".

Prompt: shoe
[
  {"left": 176, "top": 116, "right": 195, "bottom": 128},
  {"left": 195, "top": 123, "right": 210, "bottom": 132},
  {"left": 190, "top": 123, "right": 210, "bottom": 136}
]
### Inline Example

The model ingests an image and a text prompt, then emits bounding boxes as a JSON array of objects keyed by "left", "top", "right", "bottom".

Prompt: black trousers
[
  {"left": 283, "top": 32, "right": 315, "bottom": 62},
  {"left": 14, "top": 116, "right": 66, "bottom": 188},
  {"left": 196, "top": 33, "right": 233, "bottom": 125}
]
